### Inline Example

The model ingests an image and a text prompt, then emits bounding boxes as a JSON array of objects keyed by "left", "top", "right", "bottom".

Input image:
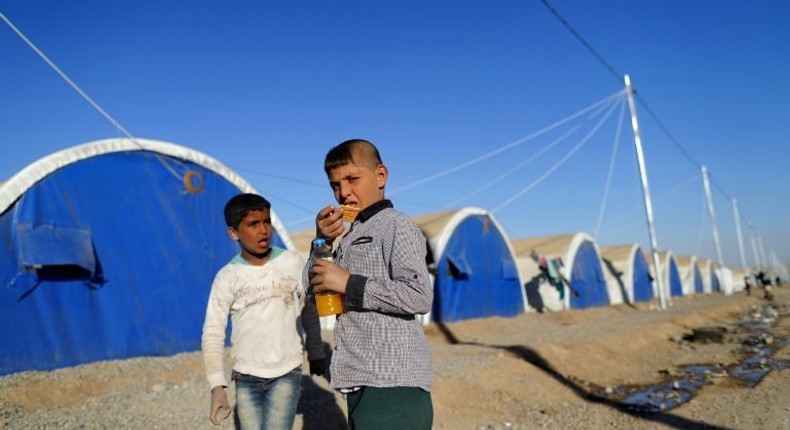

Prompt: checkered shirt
[{"left": 331, "top": 200, "right": 433, "bottom": 392}]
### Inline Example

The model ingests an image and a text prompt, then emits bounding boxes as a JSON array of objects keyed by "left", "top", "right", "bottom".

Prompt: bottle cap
[{"left": 312, "top": 238, "right": 326, "bottom": 247}]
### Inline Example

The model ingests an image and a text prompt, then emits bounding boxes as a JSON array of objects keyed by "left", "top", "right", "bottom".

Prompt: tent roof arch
[
  {"left": 600, "top": 243, "right": 642, "bottom": 304},
  {"left": 649, "top": 250, "right": 684, "bottom": 301},
  {"left": 0, "top": 138, "right": 294, "bottom": 250},
  {"left": 412, "top": 207, "right": 512, "bottom": 260},
  {"left": 674, "top": 255, "right": 700, "bottom": 296},
  {"left": 412, "top": 207, "right": 526, "bottom": 322},
  {"left": 512, "top": 231, "right": 609, "bottom": 310}
]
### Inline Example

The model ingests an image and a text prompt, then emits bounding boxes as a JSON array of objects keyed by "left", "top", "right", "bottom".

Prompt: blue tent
[
  {"left": 601, "top": 244, "right": 654, "bottom": 304},
  {"left": 710, "top": 267, "right": 721, "bottom": 292},
  {"left": 650, "top": 251, "right": 683, "bottom": 301},
  {"left": 698, "top": 259, "right": 721, "bottom": 293},
  {"left": 413, "top": 208, "right": 525, "bottom": 323},
  {"left": 676, "top": 255, "right": 704, "bottom": 296},
  {"left": 568, "top": 239, "right": 609, "bottom": 309},
  {"left": 668, "top": 260, "right": 682, "bottom": 296},
  {"left": 513, "top": 232, "right": 609, "bottom": 311},
  {"left": 694, "top": 264, "right": 704, "bottom": 293},
  {"left": 632, "top": 247, "right": 654, "bottom": 302},
  {"left": 0, "top": 138, "right": 293, "bottom": 376},
  {"left": 699, "top": 259, "right": 722, "bottom": 293}
]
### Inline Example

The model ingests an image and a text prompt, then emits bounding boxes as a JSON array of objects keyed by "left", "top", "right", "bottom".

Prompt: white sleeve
[{"left": 201, "top": 268, "right": 234, "bottom": 389}]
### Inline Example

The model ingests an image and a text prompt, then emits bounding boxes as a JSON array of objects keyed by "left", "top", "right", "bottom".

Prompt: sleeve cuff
[
  {"left": 207, "top": 372, "right": 228, "bottom": 390},
  {"left": 345, "top": 274, "right": 367, "bottom": 310}
]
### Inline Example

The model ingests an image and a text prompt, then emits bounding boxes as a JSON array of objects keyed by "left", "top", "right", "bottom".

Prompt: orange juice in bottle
[{"left": 311, "top": 238, "right": 345, "bottom": 316}]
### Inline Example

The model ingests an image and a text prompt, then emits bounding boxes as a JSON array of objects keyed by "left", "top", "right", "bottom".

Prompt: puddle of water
[
  {"left": 598, "top": 302, "right": 788, "bottom": 413},
  {"left": 610, "top": 364, "right": 721, "bottom": 412},
  {"left": 729, "top": 340, "right": 790, "bottom": 388}
]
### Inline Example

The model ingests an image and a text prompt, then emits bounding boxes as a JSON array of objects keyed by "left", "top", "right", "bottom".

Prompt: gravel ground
[{"left": 1, "top": 286, "right": 788, "bottom": 430}]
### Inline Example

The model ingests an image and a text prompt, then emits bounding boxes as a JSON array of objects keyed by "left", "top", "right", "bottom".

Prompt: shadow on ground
[{"left": 435, "top": 321, "right": 737, "bottom": 430}]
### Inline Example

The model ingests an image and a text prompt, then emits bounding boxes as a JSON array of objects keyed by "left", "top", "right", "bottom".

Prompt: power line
[
  {"left": 633, "top": 92, "right": 701, "bottom": 171},
  {"left": 594, "top": 99, "right": 627, "bottom": 239},
  {"left": 492, "top": 96, "right": 621, "bottom": 213},
  {"left": 390, "top": 89, "right": 625, "bottom": 195},
  {"left": 231, "top": 166, "right": 326, "bottom": 188},
  {"left": 1, "top": 13, "right": 137, "bottom": 147},
  {"left": 444, "top": 124, "right": 582, "bottom": 208},
  {"left": 539, "top": 1, "right": 703, "bottom": 172},
  {"left": 539, "top": 0, "right": 622, "bottom": 85},
  {"left": 708, "top": 173, "right": 733, "bottom": 201},
  {"left": 538, "top": 1, "right": 759, "bottom": 253},
  {"left": 0, "top": 12, "right": 184, "bottom": 181}
]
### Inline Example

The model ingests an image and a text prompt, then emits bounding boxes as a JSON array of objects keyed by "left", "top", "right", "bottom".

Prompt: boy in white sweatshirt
[{"left": 202, "top": 193, "right": 325, "bottom": 429}]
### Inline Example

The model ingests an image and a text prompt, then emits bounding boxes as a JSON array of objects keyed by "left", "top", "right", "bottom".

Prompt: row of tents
[
  {"left": 0, "top": 139, "right": 758, "bottom": 375},
  {"left": 291, "top": 211, "right": 732, "bottom": 330}
]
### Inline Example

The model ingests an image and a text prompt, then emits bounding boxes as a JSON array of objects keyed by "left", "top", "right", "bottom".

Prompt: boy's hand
[
  {"left": 309, "top": 358, "right": 326, "bottom": 376},
  {"left": 209, "top": 386, "right": 231, "bottom": 425},
  {"left": 315, "top": 205, "right": 345, "bottom": 243},
  {"left": 309, "top": 259, "right": 350, "bottom": 294}
]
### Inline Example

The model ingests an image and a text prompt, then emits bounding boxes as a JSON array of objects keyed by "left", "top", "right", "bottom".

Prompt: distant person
[
  {"left": 757, "top": 271, "right": 769, "bottom": 287},
  {"left": 307, "top": 139, "right": 434, "bottom": 429},
  {"left": 201, "top": 193, "right": 325, "bottom": 430}
]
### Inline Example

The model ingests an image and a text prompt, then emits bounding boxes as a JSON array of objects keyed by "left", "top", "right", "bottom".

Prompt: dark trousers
[{"left": 346, "top": 386, "right": 433, "bottom": 430}]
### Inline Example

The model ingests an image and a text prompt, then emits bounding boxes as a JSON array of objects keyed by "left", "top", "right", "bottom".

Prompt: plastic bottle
[{"left": 311, "top": 238, "right": 345, "bottom": 316}]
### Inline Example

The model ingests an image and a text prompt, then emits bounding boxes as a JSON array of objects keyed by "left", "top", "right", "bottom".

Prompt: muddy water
[{"left": 596, "top": 300, "right": 790, "bottom": 413}]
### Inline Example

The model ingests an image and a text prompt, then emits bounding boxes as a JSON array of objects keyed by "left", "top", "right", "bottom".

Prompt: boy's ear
[
  {"left": 227, "top": 226, "right": 239, "bottom": 241},
  {"left": 376, "top": 164, "right": 388, "bottom": 189}
]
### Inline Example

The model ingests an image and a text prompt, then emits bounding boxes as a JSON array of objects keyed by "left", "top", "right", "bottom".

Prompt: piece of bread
[{"left": 340, "top": 205, "right": 360, "bottom": 222}]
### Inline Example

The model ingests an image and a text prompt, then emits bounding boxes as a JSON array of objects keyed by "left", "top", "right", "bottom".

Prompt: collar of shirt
[
  {"left": 229, "top": 246, "right": 285, "bottom": 265},
  {"left": 356, "top": 199, "right": 393, "bottom": 223}
]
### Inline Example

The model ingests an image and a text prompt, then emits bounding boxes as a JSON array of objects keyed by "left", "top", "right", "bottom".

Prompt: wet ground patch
[{"left": 594, "top": 299, "right": 790, "bottom": 413}]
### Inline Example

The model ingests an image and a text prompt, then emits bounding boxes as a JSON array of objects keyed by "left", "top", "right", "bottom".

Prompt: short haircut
[
  {"left": 224, "top": 193, "right": 271, "bottom": 229},
  {"left": 324, "top": 139, "right": 383, "bottom": 174}
]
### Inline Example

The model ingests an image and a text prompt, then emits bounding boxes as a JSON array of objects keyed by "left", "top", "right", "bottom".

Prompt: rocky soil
[{"left": 1, "top": 286, "right": 788, "bottom": 430}]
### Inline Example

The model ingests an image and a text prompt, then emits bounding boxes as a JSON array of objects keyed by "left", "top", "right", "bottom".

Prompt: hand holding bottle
[{"left": 309, "top": 238, "right": 348, "bottom": 316}]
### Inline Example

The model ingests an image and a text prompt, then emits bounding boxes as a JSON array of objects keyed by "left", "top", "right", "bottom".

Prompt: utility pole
[
  {"left": 732, "top": 198, "right": 748, "bottom": 271},
  {"left": 625, "top": 74, "right": 667, "bottom": 309},
  {"left": 701, "top": 166, "right": 724, "bottom": 267},
  {"left": 757, "top": 232, "right": 769, "bottom": 273},
  {"left": 749, "top": 224, "right": 761, "bottom": 268}
]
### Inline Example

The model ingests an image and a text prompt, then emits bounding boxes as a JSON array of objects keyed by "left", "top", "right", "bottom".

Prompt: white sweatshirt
[{"left": 201, "top": 248, "right": 323, "bottom": 389}]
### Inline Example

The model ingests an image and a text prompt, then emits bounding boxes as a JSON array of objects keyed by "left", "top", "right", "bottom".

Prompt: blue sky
[{"left": 2, "top": 1, "right": 788, "bottom": 270}]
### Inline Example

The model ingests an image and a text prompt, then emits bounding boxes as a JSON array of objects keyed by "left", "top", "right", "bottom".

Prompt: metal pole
[
  {"left": 771, "top": 249, "right": 780, "bottom": 276},
  {"left": 732, "top": 198, "right": 748, "bottom": 271},
  {"left": 624, "top": 74, "right": 667, "bottom": 309},
  {"left": 757, "top": 232, "right": 769, "bottom": 272},
  {"left": 701, "top": 166, "right": 724, "bottom": 266},
  {"left": 749, "top": 224, "right": 761, "bottom": 268}
]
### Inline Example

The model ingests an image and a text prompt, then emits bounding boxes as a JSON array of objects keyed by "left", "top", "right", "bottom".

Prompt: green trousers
[{"left": 346, "top": 386, "right": 433, "bottom": 430}]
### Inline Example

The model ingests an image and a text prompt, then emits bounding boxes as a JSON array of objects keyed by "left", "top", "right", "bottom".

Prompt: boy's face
[
  {"left": 327, "top": 161, "right": 387, "bottom": 211},
  {"left": 227, "top": 208, "right": 273, "bottom": 261}
]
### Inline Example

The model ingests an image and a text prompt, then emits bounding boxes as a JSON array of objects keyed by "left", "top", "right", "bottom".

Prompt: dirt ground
[
  {"left": 1, "top": 286, "right": 788, "bottom": 429},
  {"left": 423, "top": 285, "right": 790, "bottom": 430}
]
